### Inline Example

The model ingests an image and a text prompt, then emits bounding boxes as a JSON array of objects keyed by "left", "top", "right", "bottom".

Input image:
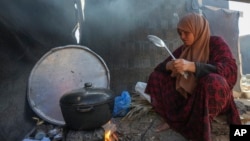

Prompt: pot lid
[
  {"left": 59, "top": 83, "right": 114, "bottom": 106},
  {"left": 27, "top": 45, "right": 110, "bottom": 126}
]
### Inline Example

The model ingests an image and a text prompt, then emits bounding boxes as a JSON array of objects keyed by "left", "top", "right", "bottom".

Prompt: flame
[
  {"left": 105, "top": 130, "right": 111, "bottom": 141},
  {"left": 103, "top": 121, "right": 118, "bottom": 141}
]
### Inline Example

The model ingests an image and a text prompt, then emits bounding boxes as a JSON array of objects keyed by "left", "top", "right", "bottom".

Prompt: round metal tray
[{"left": 27, "top": 45, "right": 110, "bottom": 126}]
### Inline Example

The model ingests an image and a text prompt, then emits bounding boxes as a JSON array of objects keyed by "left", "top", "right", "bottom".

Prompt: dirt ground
[
  {"left": 112, "top": 113, "right": 188, "bottom": 141},
  {"left": 107, "top": 99, "right": 250, "bottom": 141},
  {"left": 65, "top": 100, "right": 250, "bottom": 141},
  {"left": 111, "top": 112, "right": 228, "bottom": 141},
  {"left": 24, "top": 98, "right": 250, "bottom": 141}
]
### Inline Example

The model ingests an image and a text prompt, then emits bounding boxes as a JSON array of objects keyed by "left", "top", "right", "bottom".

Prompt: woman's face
[{"left": 177, "top": 29, "right": 194, "bottom": 46}]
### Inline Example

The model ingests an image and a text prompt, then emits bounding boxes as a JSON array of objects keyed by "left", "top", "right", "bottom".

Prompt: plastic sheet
[
  {"left": 112, "top": 91, "right": 131, "bottom": 117},
  {"left": 135, "top": 82, "right": 151, "bottom": 103}
]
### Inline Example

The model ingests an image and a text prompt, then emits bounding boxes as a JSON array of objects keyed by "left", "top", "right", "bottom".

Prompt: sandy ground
[
  {"left": 106, "top": 99, "right": 250, "bottom": 141},
  {"left": 25, "top": 98, "right": 250, "bottom": 141},
  {"left": 111, "top": 112, "right": 229, "bottom": 141}
]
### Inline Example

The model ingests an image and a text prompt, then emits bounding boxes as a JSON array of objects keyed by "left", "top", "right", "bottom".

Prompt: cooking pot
[{"left": 60, "top": 82, "right": 115, "bottom": 130}]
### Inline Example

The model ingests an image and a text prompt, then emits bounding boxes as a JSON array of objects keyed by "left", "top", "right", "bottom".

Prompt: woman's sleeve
[
  {"left": 209, "top": 36, "right": 237, "bottom": 89},
  {"left": 195, "top": 62, "right": 217, "bottom": 78}
]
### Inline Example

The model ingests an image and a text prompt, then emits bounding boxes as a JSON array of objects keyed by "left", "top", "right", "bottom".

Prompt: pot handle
[{"left": 76, "top": 106, "right": 93, "bottom": 112}]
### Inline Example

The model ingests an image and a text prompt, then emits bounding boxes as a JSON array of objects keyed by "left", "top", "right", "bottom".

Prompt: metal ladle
[{"left": 147, "top": 35, "right": 188, "bottom": 79}]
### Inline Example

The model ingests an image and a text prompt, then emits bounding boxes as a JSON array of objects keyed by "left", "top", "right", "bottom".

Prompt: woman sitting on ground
[{"left": 145, "top": 12, "right": 241, "bottom": 141}]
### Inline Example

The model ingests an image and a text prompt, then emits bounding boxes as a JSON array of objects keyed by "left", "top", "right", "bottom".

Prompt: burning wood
[
  {"left": 105, "top": 130, "right": 119, "bottom": 141},
  {"left": 103, "top": 121, "right": 119, "bottom": 141}
]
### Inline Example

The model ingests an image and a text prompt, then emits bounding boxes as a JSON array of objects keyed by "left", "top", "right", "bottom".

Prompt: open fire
[
  {"left": 105, "top": 130, "right": 119, "bottom": 141},
  {"left": 105, "top": 130, "right": 111, "bottom": 141},
  {"left": 103, "top": 121, "right": 118, "bottom": 141}
]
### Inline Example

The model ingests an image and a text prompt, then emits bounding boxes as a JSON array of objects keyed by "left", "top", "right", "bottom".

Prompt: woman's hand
[
  {"left": 166, "top": 59, "right": 195, "bottom": 77},
  {"left": 174, "top": 59, "right": 189, "bottom": 73},
  {"left": 166, "top": 60, "right": 178, "bottom": 77}
]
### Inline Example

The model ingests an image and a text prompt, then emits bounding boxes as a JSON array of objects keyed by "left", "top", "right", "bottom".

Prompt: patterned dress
[{"left": 145, "top": 36, "right": 241, "bottom": 141}]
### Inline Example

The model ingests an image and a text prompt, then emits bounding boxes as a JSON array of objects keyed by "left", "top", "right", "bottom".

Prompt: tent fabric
[
  {"left": 0, "top": 0, "right": 242, "bottom": 141},
  {"left": 0, "top": 0, "right": 77, "bottom": 140},
  {"left": 201, "top": 5, "right": 241, "bottom": 92}
]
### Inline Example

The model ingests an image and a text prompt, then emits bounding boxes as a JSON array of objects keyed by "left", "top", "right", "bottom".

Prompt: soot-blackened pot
[{"left": 60, "top": 83, "right": 115, "bottom": 130}]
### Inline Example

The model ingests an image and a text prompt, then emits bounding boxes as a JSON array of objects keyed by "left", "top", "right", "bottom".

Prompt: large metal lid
[{"left": 27, "top": 45, "right": 110, "bottom": 126}]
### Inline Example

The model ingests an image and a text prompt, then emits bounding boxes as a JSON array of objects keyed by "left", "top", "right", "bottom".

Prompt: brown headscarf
[{"left": 176, "top": 12, "right": 210, "bottom": 98}]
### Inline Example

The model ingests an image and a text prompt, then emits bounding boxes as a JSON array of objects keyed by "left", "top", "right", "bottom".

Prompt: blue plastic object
[{"left": 113, "top": 91, "right": 131, "bottom": 117}]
